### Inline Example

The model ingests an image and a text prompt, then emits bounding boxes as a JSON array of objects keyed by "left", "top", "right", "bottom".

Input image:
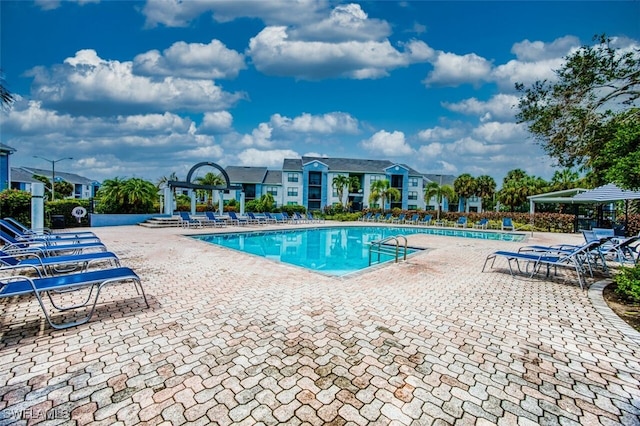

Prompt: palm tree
[
  {"left": 550, "top": 168, "right": 580, "bottom": 191},
  {"left": 453, "top": 173, "right": 477, "bottom": 212},
  {"left": 1, "top": 70, "right": 14, "bottom": 108},
  {"left": 332, "top": 174, "right": 351, "bottom": 206},
  {"left": 124, "top": 178, "right": 158, "bottom": 213},
  {"left": 424, "top": 181, "right": 455, "bottom": 220},
  {"left": 194, "top": 172, "right": 225, "bottom": 207},
  {"left": 475, "top": 175, "right": 496, "bottom": 212},
  {"left": 97, "top": 177, "right": 127, "bottom": 213},
  {"left": 370, "top": 179, "right": 400, "bottom": 211}
]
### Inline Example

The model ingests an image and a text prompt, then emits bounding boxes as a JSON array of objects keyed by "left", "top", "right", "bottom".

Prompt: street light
[{"left": 33, "top": 156, "right": 73, "bottom": 200}]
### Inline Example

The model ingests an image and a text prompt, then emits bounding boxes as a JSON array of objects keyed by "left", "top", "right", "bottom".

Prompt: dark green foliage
[
  {"left": 46, "top": 199, "right": 91, "bottom": 228},
  {"left": 614, "top": 265, "right": 640, "bottom": 303},
  {"left": 96, "top": 177, "right": 158, "bottom": 214},
  {"left": 0, "top": 189, "right": 31, "bottom": 226}
]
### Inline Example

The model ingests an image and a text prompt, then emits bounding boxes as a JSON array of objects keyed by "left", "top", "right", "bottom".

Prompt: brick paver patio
[{"left": 0, "top": 222, "right": 639, "bottom": 425}]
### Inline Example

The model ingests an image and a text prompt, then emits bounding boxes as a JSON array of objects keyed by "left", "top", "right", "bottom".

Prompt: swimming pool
[{"left": 193, "top": 226, "right": 525, "bottom": 276}]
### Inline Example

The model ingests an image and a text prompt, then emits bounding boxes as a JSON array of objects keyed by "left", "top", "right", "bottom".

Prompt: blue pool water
[{"left": 193, "top": 226, "right": 525, "bottom": 276}]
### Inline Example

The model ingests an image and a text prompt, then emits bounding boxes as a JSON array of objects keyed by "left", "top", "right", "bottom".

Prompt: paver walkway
[{"left": 0, "top": 223, "right": 638, "bottom": 425}]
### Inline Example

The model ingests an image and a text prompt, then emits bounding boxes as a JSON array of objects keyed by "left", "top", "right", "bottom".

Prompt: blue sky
[{"left": 1, "top": 1, "right": 638, "bottom": 185}]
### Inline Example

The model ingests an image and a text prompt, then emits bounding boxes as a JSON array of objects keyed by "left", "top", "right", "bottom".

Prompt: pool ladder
[{"left": 369, "top": 235, "right": 408, "bottom": 266}]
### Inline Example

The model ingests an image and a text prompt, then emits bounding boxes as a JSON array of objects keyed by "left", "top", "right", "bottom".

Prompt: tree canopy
[{"left": 516, "top": 34, "right": 640, "bottom": 189}]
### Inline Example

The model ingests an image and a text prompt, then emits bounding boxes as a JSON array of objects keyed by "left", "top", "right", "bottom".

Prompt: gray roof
[
  {"left": 263, "top": 170, "right": 282, "bottom": 185},
  {"left": 225, "top": 166, "right": 268, "bottom": 184},
  {"left": 10, "top": 168, "right": 41, "bottom": 184},
  {"left": 282, "top": 158, "right": 303, "bottom": 171},
  {"left": 299, "top": 156, "right": 423, "bottom": 176},
  {"left": 423, "top": 174, "right": 456, "bottom": 186},
  {"left": 14, "top": 167, "right": 95, "bottom": 185},
  {"left": 0, "top": 143, "right": 16, "bottom": 154}
]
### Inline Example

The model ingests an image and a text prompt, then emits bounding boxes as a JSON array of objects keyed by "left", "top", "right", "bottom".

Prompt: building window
[
  {"left": 332, "top": 189, "right": 339, "bottom": 197},
  {"left": 266, "top": 186, "right": 278, "bottom": 196},
  {"left": 408, "top": 191, "right": 418, "bottom": 201},
  {"left": 369, "top": 175, "right": 383, "bottom": 183},
  {"left": 408, "top": 205, "right": 417, "bottom": 210},
  {"left": 287, "top": 187, "right": 298, "bottom": 197},
  {"left": 409, "top": 177, "right": 418, "bottom": 187},
  {"left": 287, "top": 201, "right": 298, "bottom": 206},
  {"left": 287, "top": 173, "right": 298, "bottom": 182}
]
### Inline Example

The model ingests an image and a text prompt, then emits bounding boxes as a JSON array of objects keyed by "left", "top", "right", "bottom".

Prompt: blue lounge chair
[
  {"left": 359, "top": 212, "right": 372, "bottom": 222},
  {"left": 4, "top": 217, "right": 98, "bottom": 238},
  {"left": 378, "top": 213, "right": 392, "bottom": 222},
  {"left": 501, "top": 217, "right": 514, "bottom": 231},
  {"left": 228, "top": 211, "right": 250, "bottom": 225},
  {"left": 473, "top": 218, "right": 489, "bottom": 229},
  {"left": 247, "top": 212, "right": 268, "bottom": 225},
  {"left": 0, "top": 219, "right": 101, "bottom": 244},
  {"left": 455, "top": 217, "right": 468, "bottom": 228},
  {"left": 391, "top": 214, "right": 406, "bottom": 224},
  {"left": 178, "top": 211, "right": 202, "bottom": 228},
  {"left": 0, "top": 266, "right": 148, "bottom": 329},
  {"left": 203, "top": 211, "right": 227, "bottom": 227},
  {"left": 1, "top": 249, "right": 120, "bottom": 276},
  {"left": 1, "top": 230, "right": 107, "bottom": 256},
  {"left": 406, "top": 214, "right": 419, "bottom": 225},
  {"left": 482, "top": 240, "right": 604, "bottom": 290},
  {"left": 419, "top": 215, "right": 433, "bottom": 226}
]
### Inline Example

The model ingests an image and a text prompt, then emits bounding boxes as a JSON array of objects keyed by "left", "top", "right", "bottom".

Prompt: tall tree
[
  {"left": 332, "top": 174, "right": 351, "bottom": 206},
  {"left": 194, "top": 172, "right": 225, "bottom": 207},
  {"left": 550, "top": 168, "right": 580, "bottom": 191},
  {"left": 423, "top": 181, "right": 455, "bottom": 219},
  {"left": 516, "top": 34, "right": 640, "bottom": 187},
  {"left": 453, "top": 174, "right": 477, "bottom": 212},
  {"left": 1, "top": 70, "right": 14, "bottom": 108},
  {"left": 475, "top": 175, "right": 496, "bottom": 212},
  {"left": 369, "top": 179, "right": 400, "bottom": 210}
]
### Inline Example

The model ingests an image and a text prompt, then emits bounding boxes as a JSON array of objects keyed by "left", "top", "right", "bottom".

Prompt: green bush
[
  {"left": 47, "top": 199, "right": 91, "bottom": 228},
  {"left": 0, "top": 189, "right": 31, "bottom": 226},
  {"left": 614, "top": 265, "right": 640, "bottom": 303},
  {"left": 329, "top": 212, "right": 361, "bottom": 221}
]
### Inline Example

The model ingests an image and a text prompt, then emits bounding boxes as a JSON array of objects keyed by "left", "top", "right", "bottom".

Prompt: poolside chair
[
  {"left": 406, "top": 214, "right": 420, "bottom": 225},
  {"left": 455, "top": 217, "right": 468, "bottom": 228},
  {"left": 391, "top": 213, "right": 406, "bottom": 224},
  {"left": 0, "top": 219, "right": 102, "bottom": 244},
  {"left": 368, "top": 213, "right": 381, "bottom": 222},
  {"left": 419, "top": 215, "right": 432, "bottom": 226},
  {"left": 246, "top": 212, "right": 263, "bottom": 225},
  {"left": 4, "top": 217, "right": 98, "bottom": 238},
  {"left": 226, "top": 211, "right": 248, "bottom": 225},
  {"left": 178, "top": 211, "right": 202, "bottom": 228},
  {"left": 1, "top": 249, "right": 120, "bottom": 276},
  {"left": 482, "top": 240, "right": 604, "bottom": 290},
  {"left": 0, "top": 266, "right": 148, "bottom": 329},
  {"left": 378, "top": 213, "right": 392, "bottom": 222},
  {"left": 473, "top": 218, "right": 489, "bottom": 229},
  {"left": 501, "top": 217, "right": 514, "bottom": 231},
  {"left": 597, "top": 234, "right": 640, "bottom": 266},
  {"left": 203, "top": 211, "right": 227, "bottom": 227},
  {"left": 359, "top": 212, "right": 372, "bottom": 222},
  {"left": 293, "top": 212, "right": 307, "bottom": 223},
  {"left": 0, "top": 230, "right": 107, "bottom": 257}
]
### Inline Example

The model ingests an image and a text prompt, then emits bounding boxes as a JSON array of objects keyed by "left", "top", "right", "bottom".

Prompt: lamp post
[{"left": 33, "top": 156, "right": 73, "bottom": 201}]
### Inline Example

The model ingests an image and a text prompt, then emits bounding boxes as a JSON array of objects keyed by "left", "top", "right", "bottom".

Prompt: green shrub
[
  {"left": 614, "top": 265, "right": 640, "bottom": 303},
  {"left": 0, "top": 189, "right": 31, "bottom": 226},
  {"left": 329, "top": 213, "right": 361, "bottom": 221},
  {"left": 47, "top": 199, "right": 91, "bottom": 228}
]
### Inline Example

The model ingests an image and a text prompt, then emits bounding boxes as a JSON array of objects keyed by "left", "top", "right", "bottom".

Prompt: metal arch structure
[{"left": 167, "top": 162, "right": 242, "bottom": 192}]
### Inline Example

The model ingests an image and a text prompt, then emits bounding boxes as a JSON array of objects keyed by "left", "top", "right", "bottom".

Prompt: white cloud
[
  {"left": 423, "top": 51, "right": 493, "bottom": 87},
  {"left": 270, "top": 112, "right": 359, "bottom": 134},
  {"left": 199, "top": 111, "right": 234, "bottom": 134},
  {"left": 237, "top": 123, "right": 274, "bottom": 148},
  {"left": 237, "top": 148, "right": 299, "bottom": 167},
  {"left": 417, "top": 126, "right": 465, "bottom": 142},
  {"left": 27, "top": 49, "right": 245, "bottom": 116},
  {"left": 472, "top": 121, "right": 528, "bottom": 144},
  {"left": 360, "top": 130, "right": 414, "bottom": 156},
  {"left": 511, "top": 35, "right": 579, "bottom": 61},
  {"left": 492, "top": 58, "right": 563, "bottom": 92},
  {"left": 290, "top": 3, "right": 391, "bottom": 42},
  {"left": 133, "top": 39, "right": 246, "bottom": 80},
  {"left": 442, "top": 94, "right": 519, "bottom": 122},
  {"left": 141, "top": 0, "right": 325, "bottom": 28},
  {"left": 247, "top": 26, "right": 432, "bottom": 80}
]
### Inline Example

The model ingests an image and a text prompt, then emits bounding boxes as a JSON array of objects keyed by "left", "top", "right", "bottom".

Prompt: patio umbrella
[
  {"left": 572, "top": 183, "right": 640, "bottom": 202},
  {"left": 572, "top": 183, "right": 640, "bottom": 235}
]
